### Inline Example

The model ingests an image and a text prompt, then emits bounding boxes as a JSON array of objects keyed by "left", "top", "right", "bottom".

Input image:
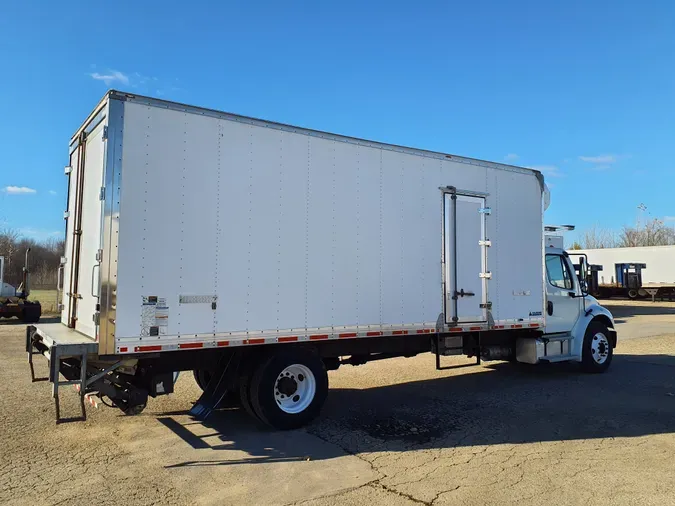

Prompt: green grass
[{"left": 28, "top": 289, "right": 58, "bottom": 315}]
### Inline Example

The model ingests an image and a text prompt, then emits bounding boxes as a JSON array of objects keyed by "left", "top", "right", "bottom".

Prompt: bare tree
[
  {"left": 0, "top": 228, "right": 20, "bottom": 281},
  {"left": 0, "top": 229, "right": 63, "bottom": 288},
  {"left": 580, "top": 225, "right": 617, "bottom": 249},
  {"left": 619, "top": 219, "right": 675, "bottom": 247}
]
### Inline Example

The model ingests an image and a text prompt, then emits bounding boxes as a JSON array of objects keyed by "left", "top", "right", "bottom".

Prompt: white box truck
[{"left": 27, "top": 91, "right": 617, "bottom": 428}]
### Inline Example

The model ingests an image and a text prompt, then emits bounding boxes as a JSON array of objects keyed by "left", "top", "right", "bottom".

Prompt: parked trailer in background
[
  {"left": 575, "top": 246, "right": 675, "bottom": 300},
  {"left": 27, "top": 91, "right": 617, "bottom": 428}
]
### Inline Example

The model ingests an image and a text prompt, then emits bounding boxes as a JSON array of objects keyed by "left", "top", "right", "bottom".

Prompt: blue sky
[{"left": 1, "top": 1, "right": 674, "bottom": 243}]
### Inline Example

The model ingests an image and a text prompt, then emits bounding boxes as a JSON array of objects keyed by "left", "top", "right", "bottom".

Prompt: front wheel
[
  {"left": 249, "top": 349, "right": 328, "bottom": 430},
  {"left": 581, "top": 321, "right": 614, "bottom": 373}
]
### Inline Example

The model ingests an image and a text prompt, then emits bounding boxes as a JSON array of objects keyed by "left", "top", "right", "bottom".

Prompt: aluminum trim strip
[{"left": 109, "top": 90, "right": 540, "bottom": 179}]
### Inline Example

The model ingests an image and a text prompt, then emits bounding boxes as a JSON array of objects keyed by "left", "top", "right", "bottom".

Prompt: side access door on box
[
  {"left": 60, "top": 108, "right": 107, "bottom": 340},
  {"left": 443, "top": 189, "right": 490, "bottom": 324}
]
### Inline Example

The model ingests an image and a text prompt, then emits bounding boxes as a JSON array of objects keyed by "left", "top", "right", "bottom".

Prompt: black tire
[
  {"left": 627, "top": 289, "right": 639, "bottom": 300},
  {"left": 193, "top": 369, "right": 240, "bottom": 408},
  {"left": 21, "top": 303, "right": 41, "bottom": 323},
  {"left": 249, "top": 348, "right": 328, "bottom": 430},
  {"left": 193, "top": 369, "right": 212, "bottom": 391},
  {"left": 238, "top": 367, "right": 262, "bottom": 421},
  {"left": 581, "top": 321, "right": 613, "bottom": 373}
]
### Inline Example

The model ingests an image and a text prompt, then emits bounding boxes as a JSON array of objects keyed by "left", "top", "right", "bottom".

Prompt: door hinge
[
  {"left": 93, "top": 312, "right": 100, "bottom": 325},
  {"left": 480, "top": 302, "right": 492, "bottom": 309},
  {"left": 102, "top": 126, "right": 108, "bottom": 140},
  {"left": 479, "top": 240, "right": 491, "bottom": 247},
  {"left": 478, "top": 207, "right": 492, "bottom": 215},
  {"left": 63, "top": 211, "right": 70, "bottom": 219},
  {"left": 99, "top": 186, "right": 105, "bottom": 201},
  {"left": 64, "top": 165, "right": 73, "bottom": 175},
  {"left": 479, "top": 272, "right": 492, "bottom": 279},
  {"left": 96, "top": 249, "right": 103, "bottom": 262}
]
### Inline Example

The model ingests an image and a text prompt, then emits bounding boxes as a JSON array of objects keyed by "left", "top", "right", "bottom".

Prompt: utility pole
[{"left": 637, "top": 203, "right": 647, "bottom": 230}]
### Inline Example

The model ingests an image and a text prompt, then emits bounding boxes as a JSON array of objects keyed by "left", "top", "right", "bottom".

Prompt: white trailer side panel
[
  {"left": 576, "top": 245, "right": 675, "bottom": 284},
  {"left": 112, "top": 97, "right": 544, "bottom": 351}
]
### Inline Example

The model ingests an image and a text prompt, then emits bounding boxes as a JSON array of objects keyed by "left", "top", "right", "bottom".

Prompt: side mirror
[{"left": 578, "top": 257, "right": 589, "bottom": 295}]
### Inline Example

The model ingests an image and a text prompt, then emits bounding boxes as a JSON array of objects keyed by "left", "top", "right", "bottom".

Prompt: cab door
[{"left": 544, "top": 253, "right": 581, "bottom": 334}]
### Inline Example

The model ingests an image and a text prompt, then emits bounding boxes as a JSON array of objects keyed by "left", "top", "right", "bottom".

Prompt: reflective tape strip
[
  {"left": 178, "top": 342, "right": 203, "bottom": 349},
  {"left": 278, "top": 336, "right": 298, "bottom": 343},
  {"left": 115, "top": 321, "right": 544, "bottom": 355},
  {"left": 339, "top": 332, "right": 357, "bottom": 338},
  {"left": 134, "top": 345, "right": 162, "bottom": 352}
]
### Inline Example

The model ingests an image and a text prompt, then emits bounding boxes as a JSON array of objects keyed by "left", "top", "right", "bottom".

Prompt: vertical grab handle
[
  {"left": 91, "top": 263, "right": 100, "bottom": 298},
  {"left": 56, "top": 263, "right": 65, "bottom": 312}
]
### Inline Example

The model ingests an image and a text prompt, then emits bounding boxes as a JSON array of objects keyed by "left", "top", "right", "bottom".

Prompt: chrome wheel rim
[
  {"left": 274, "top": 364, "right": 316, "bottom": 414},
  {"left": 591, "top": 333, "right": 610, "bottom": 364}
]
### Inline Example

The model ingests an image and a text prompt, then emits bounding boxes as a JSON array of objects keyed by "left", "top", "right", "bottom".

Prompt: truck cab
[{"left": 520, "top": 246, "right": 617, "bottom": 371}]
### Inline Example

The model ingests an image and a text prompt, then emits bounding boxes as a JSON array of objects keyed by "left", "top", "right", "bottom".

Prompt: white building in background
[{"left": 574, "top": 245, "right": 675, "bottom": 284}]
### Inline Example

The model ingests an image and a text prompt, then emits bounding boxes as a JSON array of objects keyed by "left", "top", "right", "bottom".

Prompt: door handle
[
  {"left": 91, "top": 263, "right": 100, "bottom": 298},
  {"left": 454, "top": 289, "right": 475, "bottom": 298}
]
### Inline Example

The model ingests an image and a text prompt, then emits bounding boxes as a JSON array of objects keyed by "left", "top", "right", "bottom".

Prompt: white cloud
[
  {"left": 89, "top": 68, "right": 178, "bottom": 97},
  {"left": 588, "top": 165, "right": 612, "bottom": 171},
  {"left": 48, "top": 190, "right": 57, "bottom": 195},
  {"left": 89, "top": 70, "right": 130, "bottom": 86},
  {"left": 504, "top": 153, "right": 519, "bottom": 162},
  {"left": 663, "top": 216, "right": 675, "bottom": 222},
  {"left": 530, "top": 165, "right": 563, "bottom": 178},
  {"left": 3, "top": 186, "right": 37, "bottom": 194},
  {"left": 579, "top": 154, "right": 618, "bottom": 164}
]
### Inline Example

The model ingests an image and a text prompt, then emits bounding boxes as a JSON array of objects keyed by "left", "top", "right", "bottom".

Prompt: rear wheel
[
  {"left": 249, "top": 349, "right": 328, "bottom": 430},
  {"left": 581, "top": 321, "right": 613, "bottom": 373},
  {"left": 193, "top": 369, "right": 212, "bottom": 391},
  {"left": 193, "top": 369, "right": 240, "bottom": 408},
  {"left": 627, "top": 288, "right": 639, "bottom": 300}
]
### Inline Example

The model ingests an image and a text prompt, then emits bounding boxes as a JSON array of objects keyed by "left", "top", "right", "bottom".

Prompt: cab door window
[{"left": 546, "top": 254, "right": 574, "bottom": 290}]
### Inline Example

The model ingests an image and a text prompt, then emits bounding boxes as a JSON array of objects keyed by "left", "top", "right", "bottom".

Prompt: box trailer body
[
  {"left": 28, "top": 91, "right": 617, "bottom": 427},
  {"left": 61, "top": 91, "right": 545, "bottom": 354},
  {"left": 575, "top": 246, "right": 675, "bottom": 285},
  {"left": 575, "top": 245, "right": 675, "bottom": 299}
]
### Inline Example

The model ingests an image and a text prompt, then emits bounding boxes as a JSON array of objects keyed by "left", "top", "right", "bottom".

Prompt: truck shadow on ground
[
  {"left": 159, "top": 353, "right": 675, "bottom": 468},
  {"left": 601, "top": 302, "right": 675, "bottom": 319}
]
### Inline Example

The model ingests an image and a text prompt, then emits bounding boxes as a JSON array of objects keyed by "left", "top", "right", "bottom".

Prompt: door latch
[{"left": 452, "top": 288, "right": 475, "bottom": 300}]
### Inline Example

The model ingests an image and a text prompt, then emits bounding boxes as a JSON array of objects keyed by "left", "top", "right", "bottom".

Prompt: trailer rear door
[
  {"left": 444, "top": 192, "right": 488, "bottom": 324},
  {"left": 61, "top": 113, "right": 106, "bottom": 339}
]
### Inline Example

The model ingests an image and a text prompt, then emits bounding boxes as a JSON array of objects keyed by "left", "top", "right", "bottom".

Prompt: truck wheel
[
  {"left": 193, "top": 369, "right": 240, "bottom": 408},
  {"left": 193, "top": 369, "right": 212, "bottom": 391},
  {"left": 581, "top": 321, "right": 613, "bottom": 373},
  {"left": 21, "top": 304, "right": 41, "bottom": 323},
  {"left": 627, "top": 289, "right": 638, "bottom": 300},
  {"left": 238, "top": 368, "right": 262, "bottom": 421},
  {"left": 249, "top": 349, "right": 328, "bottom": 430}
]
